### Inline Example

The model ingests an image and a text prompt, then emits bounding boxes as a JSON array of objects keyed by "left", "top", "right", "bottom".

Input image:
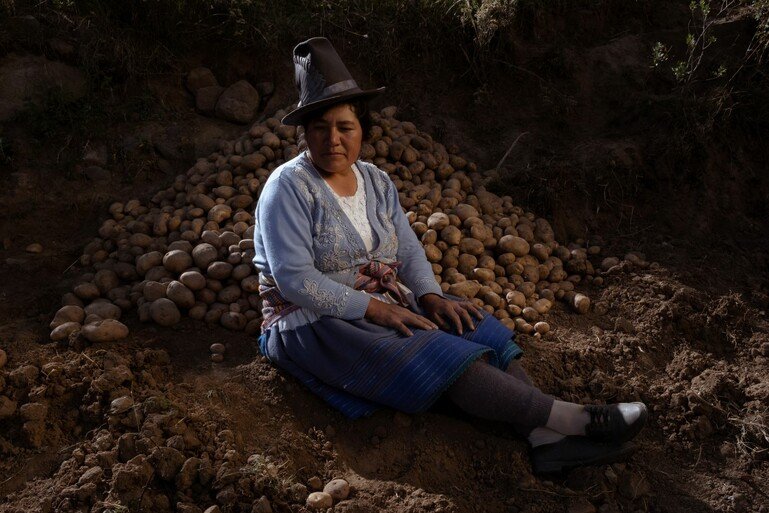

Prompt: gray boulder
[{"left": 215, "top": 80, "right": 260, "bottom": 124}]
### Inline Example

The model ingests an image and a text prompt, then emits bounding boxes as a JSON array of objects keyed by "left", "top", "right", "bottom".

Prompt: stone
[
  {"left": 0, "top": 396, "right": 18, "bottom": 418},
  {"left": 20, "top": 402, "right": 47, "bottom": 421},
  {"left": 568, "top": 498, "right": 597, "bottom": 513},
  {"left": 215, "top": 80, "right": 260, "bottom": 123},
  {"left": 46, "top": 37, "right": 75, "bottom": 59},
  {"left": 187, "top": 67, "right": 218, "bottom": 92},
  {"left": 196, "top": 85, "right": 225, "bottom": 116},
  {"left": 0, "top": 54, "right": 87, "bottom": 122},
  {"left": 110, "top": 396, "right": 134, "bottom": 415},
  {"left": 308, "top": 476, "right": 323, "bottom": 491},
  {"left": 306, "top": 492, "right": 333, "bottom": 510},
  {"left": 150, "top": 446, "right": 185, "bottom": 481},
  {"left": 77, "top": 466, "right": 104, "bottom": 486},
  {"left": 84, "top": 165, "right": 110, "bottom": 182},
  {"left": 252, "top": 495, "right": 273, "bottom": 513},
  {"left": 22, "top": 420, "right": 45, "bottom": 447},
  {"left": 176, "top": 457, "right": 201, "bottom": 490},
  {"left": 323, "top": 478, "right": 350, "bottom": 501}
]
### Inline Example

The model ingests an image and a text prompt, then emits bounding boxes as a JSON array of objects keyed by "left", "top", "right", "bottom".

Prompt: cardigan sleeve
[
  {"left": 255, "top": 174, "right": 372, "bottom": 319},
  {"left": 384, "top": 176, "right": 445, "bottom": 300}
]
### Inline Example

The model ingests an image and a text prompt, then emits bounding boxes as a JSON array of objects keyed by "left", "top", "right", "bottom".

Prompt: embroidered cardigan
[{"left": 252, "top": 152, "right": 444, "bottom": 321}]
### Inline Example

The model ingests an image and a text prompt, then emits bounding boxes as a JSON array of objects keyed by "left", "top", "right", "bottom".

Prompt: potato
[
  {"left": 82, "top": 319, "right": 129, "bottom": 342},
  {"left": 150, "top": 298, "right": 181, "bottom": 326},
  {"left": 84, "top": 301, "right": 121, "bottom": 320},
  {"left": 50, "top": 321, "right": 81, "bottom": 341},
  {"left": 447, "top": 280, "right": 481, "bottom": 299},
  {"left": 498, "top": 235, "right": 530, "bottom": 257},
  {"left": 167, "top": 281, "right": 195, "bottom": 309},
  {"left": 163, "top": 250, "right": 193, "bottom": 273},
  {"left": 50, "top": 305, "right": 85, "bottom": 329},
  {"left": 192, "top": 243, "right": 218, "bottom": 268}
]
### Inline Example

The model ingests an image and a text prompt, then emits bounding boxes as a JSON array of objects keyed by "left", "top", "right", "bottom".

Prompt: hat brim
[{"left": 281, "top": 87, "right": 385, "bottom": 126}]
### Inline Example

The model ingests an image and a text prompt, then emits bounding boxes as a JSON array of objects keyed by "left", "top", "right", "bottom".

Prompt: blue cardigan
[{"left": 252, "top": 152, "right": 444, "bottom": 321}]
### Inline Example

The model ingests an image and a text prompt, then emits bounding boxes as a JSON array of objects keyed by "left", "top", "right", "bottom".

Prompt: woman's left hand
[{"left": 418, "top": 294, "right": 485, "bottom": 335}]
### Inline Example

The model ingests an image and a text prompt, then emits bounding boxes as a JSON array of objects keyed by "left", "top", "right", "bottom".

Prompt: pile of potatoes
[{"left": 50, "top": 105, "right": 603, "bottom": 344}]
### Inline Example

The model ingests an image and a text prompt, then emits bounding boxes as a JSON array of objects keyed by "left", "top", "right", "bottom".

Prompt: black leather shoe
[
  {"left": 530, "top": 436, "right": 635, "bottom": 474},
  {"left": 585, "top": 402, "right": 648, "bottom": 444}
]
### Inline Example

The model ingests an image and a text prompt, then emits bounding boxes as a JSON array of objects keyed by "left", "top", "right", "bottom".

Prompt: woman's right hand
[{"left": 365, "top": 298, "right": 438, "bottom": 337}]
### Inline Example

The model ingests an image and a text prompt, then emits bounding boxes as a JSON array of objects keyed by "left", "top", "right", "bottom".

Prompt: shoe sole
[{"left": 531, "top": 443, "right": 636, "bottom": 475}]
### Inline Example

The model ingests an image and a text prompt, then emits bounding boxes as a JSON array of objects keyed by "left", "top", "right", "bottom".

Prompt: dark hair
[{"left": 299, "top": 99, "right": 372, "bottom": 139}]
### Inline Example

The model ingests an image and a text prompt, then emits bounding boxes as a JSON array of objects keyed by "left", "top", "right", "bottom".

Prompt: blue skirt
[{"left": 259, "top": 310, "right": 522, "bottom": 419}]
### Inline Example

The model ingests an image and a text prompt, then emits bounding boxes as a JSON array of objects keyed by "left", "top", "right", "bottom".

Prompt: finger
[
  {"left": 465, "top": 301, "right": 485, "bottom": 320},
  {"left": 408, "top": 312, "right": 439, "bottom": 331},
  {"left": 430, "top": 312, "right": 449, "bottom": 330},
  {"left": 447, "top": 307, "right": 464, "bottom": 335},
  {"left": 396, "top": 321, "right": 414, "bottom": 337},
  {"left": 456, "top": 305, "right": 476, "bottom": 331}
]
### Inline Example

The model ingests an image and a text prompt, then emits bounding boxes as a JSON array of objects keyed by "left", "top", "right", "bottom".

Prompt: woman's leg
[
  {"left": 446, "top": 360, "right": 554, "bottom": 434},
  {"left": 505, "top": 358, "right": 533, "bottom": 386},
  {"left": 449, "top": 359, "right": 647, "bottom": 446}
]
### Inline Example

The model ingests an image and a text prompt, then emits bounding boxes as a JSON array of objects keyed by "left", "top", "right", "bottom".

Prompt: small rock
[
  {"left": 187, "top": 67, "right": 218, "bottom": 93},
  {"left": 618, "top": 471, "right": 650, "bottom": 500},
  {"left": 308, "top": 476, "right": 323, "bottom": 491},
  {"left": 255, "top": 82, "right": 275, "bottom": 97},
  {"left": 252, "top": 495, "right": 273, "bottom": 513},
  {"left": 25, "top": 243, "right": 43, "bottom": 253},
  {"left": 22, "top": 420, "right": 45, "bottom": 447},
  {"left": 20, "top": 402, "right": 47, "bottom": 421},
  {"left": 77, "top": 466, "right": 104, "bottom": 486},
  {"left": 150, "top": 447, "right": 185, "bottom": 481},
  {"left": 323, "top": 478, "right": 350, "bottom": 501},
  {"left": 84, "top": 165, "right": 110, "bottom": 182},
  {"left": 110, "top": 396, "right": 134, "bottom": 415},
  {"left": 568, "top": 498, "right": 597, "bottom": 513},
  {"left": 196, "top": 85, "right": 225, "bottom": 116},
  {"left": 0, "top": 396, "right": 18, "bottom": 418},
  {"left": 306, "top": 492, "right": 333, "bottom": 510},
  {"left": 210, "top": 343, "right": 226, "bottom": 354}
]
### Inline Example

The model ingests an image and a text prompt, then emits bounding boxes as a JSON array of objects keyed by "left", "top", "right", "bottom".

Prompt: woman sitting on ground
[{"left": 252, "top": 37, "right": 647, "bottom": 474}]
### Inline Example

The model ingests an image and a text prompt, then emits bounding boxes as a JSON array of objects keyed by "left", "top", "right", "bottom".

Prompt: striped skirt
[{"left": 258, "top": 308, "right": 522, "bottom": 419}]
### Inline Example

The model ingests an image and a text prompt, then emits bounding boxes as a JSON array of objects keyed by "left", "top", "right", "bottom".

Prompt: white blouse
[{"left": 325, "top": 163, "right": 375, "bottom": 252}]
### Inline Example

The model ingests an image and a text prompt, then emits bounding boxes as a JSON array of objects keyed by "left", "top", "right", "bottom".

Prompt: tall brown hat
[{"left": 281, "top": 37, "right": 385, "bottom": 126}]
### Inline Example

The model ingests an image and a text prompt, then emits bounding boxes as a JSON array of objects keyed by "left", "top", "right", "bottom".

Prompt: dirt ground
[{"left": 1, "top": 4, "right": 769, "bottom": 513}]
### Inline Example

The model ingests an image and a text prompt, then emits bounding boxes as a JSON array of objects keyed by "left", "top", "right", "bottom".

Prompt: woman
[{"left": 253, "top": 37, "right": 647, "bottom": 474}]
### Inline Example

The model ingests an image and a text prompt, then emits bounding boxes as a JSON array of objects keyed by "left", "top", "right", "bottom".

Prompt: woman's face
[{"left": 305, "top": 103, "right": 363, "bottom": 176}]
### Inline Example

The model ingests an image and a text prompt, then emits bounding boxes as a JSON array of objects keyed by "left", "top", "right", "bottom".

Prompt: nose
[{"left": 327, "top": 127, "right": 341, "bottom": 146}]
